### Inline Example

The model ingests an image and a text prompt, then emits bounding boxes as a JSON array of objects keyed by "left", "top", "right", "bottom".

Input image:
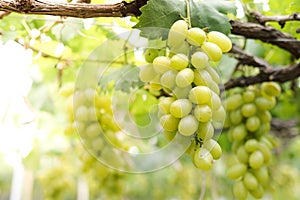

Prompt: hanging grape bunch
[
  {"left": 225, "top": 82, "right": 281, "bottom": 199},
  {"left": 139, "top": 20, "right": 232, "bottom": 170}
]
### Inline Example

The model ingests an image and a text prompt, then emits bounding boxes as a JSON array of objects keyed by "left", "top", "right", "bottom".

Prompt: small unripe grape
[
  {"left": 189, "top": 86, "right": 212, "bottom": 105},
  {"left": 255, "top": 96, "right": 276, "bottom": 110},
  {"left": 258, "top": 142, "right": 272, "bottom": 164},
  {"left": 170, "top": 53, "right": 189, "bottom": 70},
  {"left": 257, "top": 110, "right": 272, "bottom": 123},
  {"left": 163, "top": 130, "right": 176, "bottom": 141},
  {"left": 243, "top": 172, "right": 258, "bottom": 190},
  {"left": 227, "top": 163, "right": 247, "bottom": 180},
  {"left": 191, "top": 51, "right": 209, "bottom": 69},
  {"left": 201, "top": 42, "right": 222, "bottom": 62},
  {"left": 203, "top": 139, "right": 222, "bottom": 160},
  {"left": 194, "top": 104, "right": 212, "bottom": 122},
  {"left": 206, "top": 31, "right": 232, "bottom": 52},
  {"left": 242, "top": 90, "right": 256, "bottom": 103},
  {"left": 233, "top": 180, "right": 248, "bottom": 200},
  {"left": 186, "top": 27, "right": 206, "bottom": 46},
  {"left": 178, "top": 115, "right": 199, "bottom": 136},
  {"left": 246, "top": 116, "right": 260, "bottom": 132},
  {"left": 225, "top": 94, "right": 243, "bottom": 111},
  {"left": 249, "top": 150, "right": 264, "bottom": 169},
  {"left": 250, "top": 185, "right": 264, "bottom": 199},
  {"left": 173, "top": 85, "right": 192, "bottom": 99},
  {"left": 175, "top": 68, "right": 194, "bottom": 88},
  {"left": 209, "top": 91, "right": 222, "bottom": 111},
  {"left": 193, "top": 148, "right": 213, "bottom": 170},
  {"left": 236, "top": 145, "right": 249, "bottom": 164},
  {"left": 261, "top": 82, "right": 281, "bottom": 97},
  {"left": 168, "top": 20, "right": 188, "bottom": 47},
  {"left": 75, "top": 105, "right": 90, "bottom": 122},
  {"left": 193, "top": 69, "right": 212, "bottom": 87},
  {"left": 245, "top": 139, "right": 258, "bottom": 153},
  {"left": 231, "top": 124, "right": 247, "bottom": 141},
  {"left": 204, "top": 66, "right": 221, "bottom": 84},
  {"left": 241, "top": 103, "right": 257, "bottom": 117},
  {"left": 160, "top": 70, "right": 177, "bottom": 90},
  {"left": 139, "top": 64, "right": 157, "bottom": 82},
  {"left": 159, "top": 114, "right": 180, "bottom": 132},
  {"left": 144, "top": 48, "right": 159, "bottom": 63},
  {"left": 153, "top": 56, "right": 172, "bottom": 74},
  {"left": 253, "top": 166, "right": 269, "bottom": 187},
  {"left": 212, "top": 106, "right": 226, "bottom": 122},
  {"left": 170, "top": 99, "right": 192, "bottom": 118},
  {"left": 229, "top": 109, "right": 243, "bottom": 125}
]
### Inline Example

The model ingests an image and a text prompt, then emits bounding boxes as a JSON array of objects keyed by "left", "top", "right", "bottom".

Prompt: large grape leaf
[{"left": 134, "top": 0, "right": 236, "bottom": 39}]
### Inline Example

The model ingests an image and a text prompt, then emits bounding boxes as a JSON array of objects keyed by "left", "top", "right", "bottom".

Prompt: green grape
[
  {"left": 152, "top": 56, "right": 172, "bottom": 74},
  {"left": 257, "top": 110, "right": 272, "bottom": 123},
  {"left": 249, "top": 150, "right": 264, "bottom": 169},
  {"left": 246, "top": 116, "right": 260, "bottom": 132},
  {"left": 160, "top": 70, "right": 177, "bottom": 89},
  {"left": 208, "top": 79, "right": 220, "bottom": 95},
  {"left": 173, "top": 85, "right": 192, "bottom": 99},
  {"left": 236, "top": 146, "right": 249, "bottom": 164},
  {"left": 209, "top": 91, "right": 222, "bottom": 111},
  {"left": 191, "top": 51, "right": 208, "bottom": 69},
  {"left": 201, "top": 42, "right": 222, "bottom": 62},
  {"left": 253, "top": 166, "right": 269, "bottom": 187},
  {"left": 244, "top": 172, "right": 259, "bottom": 191},
  {"left": 204, "top": 66, "right": 221, "bottom": 84},
  {"left": 163, "top": 130, "right": 176, "bottom": 141},
  {"left": 159, "top": 114, "right": 180, "bottom": 132},
  {"left": 170, "top": 53, "right": 189, "bottom": 70},
  {"left": 227, "top": 163, "right": 247, "bottom": 180},
  {"left": 169, "top": 41, "right": 189, "bottom": 55},
  {"left": 168, "top": 20, "right": 188, "bottom": 47},
  {"left": 85, "top": 122, "right": 100, "bottom": 138},
  {"left": 206, "top": 31, "right": 232, "bottom": 52},
  {"left": 229, "top": 109, "right": 243, "bottom": 125},
  {"left": 225, "top": 94, "right": 243, "bottom": 111},
  {"left": 158, "top": 97, "right": 175, "bottom": 114},
  {"left": 75, "top": 105, "right": 90, "bottom": 122},
  {"left": 233, "top": 180, "right": 248, "bottom": 200},
  {"left": 212, "top": 106, "right": 226, "bottom": 122},
  {"left": 231, "top": 124, "right": 247, "bottom": 141},
  {"left": 244, "top": 139, "right": 258, "bottom": 153},
  {"left": 194, "top": 104, "right": 212, "bottom": 122},
  {"left": 188, "top": 86, "right": 212, "bottom": 105},
  {"left": 255, "top": 123, "right": 270, "bottom": 137},
  {"left": 255, "top": 96, "right": 276, "bottom": 110},
  {"left": 261, "top": 82, "right": 281, "bottom": 97},
  {"left": 203, "top": 139, "right": 222, "bottom": 160},
  {"left": 242, "top": 90, "right": 256, "bottom": 103},
  {"left": 258, "top": 142, "right": 271, "bottom": 164},
  {"left": 178, "top": 115, "right": 199, "bottom": 136},
  {"left": 175, "top": 68, "right": 194, "bottom": 88},
  {"left": 193, "top": 68, "right": 212, "bottom": 87},
  {"left": 144, "top": 48, "right": 159, "bottom": 63},
  {"left": 186, "top": 27, "right": 206, "bottom": 46},
  {"left": 197, "top": 122, "right": 214, "bottom": 141},
  {"left": 241, "top": 103, "right": 257, "bottom": 117},
  {"left": 170, "top": 99, "right": 193, "bottom": 118},
  {"left": 193, "top": 148, "right": 213, "bottom": 170},
  {"left": 249, "top": 185, "right": 264, "bottom": 198}
]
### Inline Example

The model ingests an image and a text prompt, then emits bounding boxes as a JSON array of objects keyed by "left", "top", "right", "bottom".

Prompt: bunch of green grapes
[
  {"left": 139, "top": 19, "right": 232, "bottom": 170},
  {"left": 224, "top": 82, "right": 281, "bottom": 199}
]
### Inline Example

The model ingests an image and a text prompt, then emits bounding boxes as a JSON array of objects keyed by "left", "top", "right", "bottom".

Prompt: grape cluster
[
  {"left": 224, "top": 82, "right": 281, "bottom": 199},
  {"left": 139, "top": 20, "right": 232, "bottom": 170}
]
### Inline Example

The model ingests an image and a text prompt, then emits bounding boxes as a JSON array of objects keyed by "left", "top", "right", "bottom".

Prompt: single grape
[
  {"left": 204, "top": 66, "right": 221, "bottom": 84},
  {"left": 253, "top": 166, "right": 269, "bottom": 187},
  {"left": 178, "top": 115, "right": 199, "bottom": 136},
  {"left": 241, "top": 103, "right": 257, "bottom": 118},
  {"left": 170, "top": 99, "right": 192, "bottom": 118},
  {"left": 169, "top": 41, "right": 190, "bottom": 55},
  {"left": 246, "top": 116, "right": 260, "bottom": 132},
  {"left": 249, "top": 150, "right": 264, "bottom": 169},
  {"left": 153, "top": 56, "right": 172, "bottom": 74},
  {"left": 242, "top": 90, "right": 256, "bottom": 103},
  {"left": 225, "top": 94, "right": 243, "bottom": 111},
  {"left": 188, "top": 86, "right": 212, "bottom": 105},
  {"left": 229, "top": 109, "right": 243, "bottom": 125},
  {"left": 75, "top": 105, "right": 90, "bottom": 122},
  {"left": 249, "top": 185, "right": 264, "bottom": 198},
  {"left": 144, "top": 48, "right": 159, "bottom": 63},
  {"left": 193, "top": 69, "right": 212, "bottom": 87},
  {"left": 197, "top": 122, "right": 214, "bottom": 141},
  {"left": 168, "top": 20, "right": 188, "bottom": 47},
  {"left": 160, "top": 70, "right": 177, "bottom": 90},
  {"left": 231, "top": 124, "right": 247, "bottom": 141},
  {"left": 244, "top": 139, "right": 258, "bottom": 153},
  {"left": 158, "top": 97, "right": 175, "bottom": 114},
  {"left": 175, "top": 68, "right": 194, "bottom": 88},
  {"left": 257, "top": 110, "right": 272, "bottom": 123},
  {"left": 209, "top": 91, "right": 222, "bottom": 111},
  {"left": 233, "top": 180, "right": 248, "bottom": 200},
  {"left": 243, "top": 172, "right": 258, "bottom": 190},
  {"left": 139, "top": 64, "right": 157, "bottom": 82},
  {"left": 201, "top": 42, "right": 223, "bottom": 62},
  {"left": 163, "top": 130, "right": 176, "bottom": 141},
  {"left": 258, "top": 142, "right": 271, "bottom": 164},
  {"left": 173, "top": 85, "right": 192, "bottom": 99},
  {"left": 186, "top": 27, "right": 206, "bottom": 46},
  {"left": 194, "top": 104, "right": 212, "bottom": 122},
  {"left": 206, "top": 31, "right": 232, "bottom": 52},
  {"left": 212, "top": 106, "right": 226, "bottom": 122},
  {"left": 236, "top": 145, "right": 249, "bottom": 164},
  {"left": 203, "top": 139, "right": 222, "bottom": 160},
  {"left": 227, "top": 163, "right": 247, "bottom": 180},
  {"left": 193, "top": 148, "right": 213, "bottom": 170},
  {"left": 170, "top": 53, "right": 189, "bottom": 70},
  {"left": 191, "top": 51, "right": 209, "bottom": 69},
  {"left": 261, "top": 82, "right": 281, "bottom": 97},
  {"left": 255, "top": 96, "right": 276, "bottom": 110},
  {"left": 159, "top": 114, "right": 180, "bottom": 132}
]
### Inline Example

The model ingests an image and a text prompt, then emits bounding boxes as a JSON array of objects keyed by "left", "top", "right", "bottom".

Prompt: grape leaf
[{"left": 134, "top": 0, "right": 236, "bottom": 39}]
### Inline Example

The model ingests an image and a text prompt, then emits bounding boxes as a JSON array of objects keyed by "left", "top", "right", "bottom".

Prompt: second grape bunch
[{"left": 139, "top": 20, "right": 232, "bottom": 170}]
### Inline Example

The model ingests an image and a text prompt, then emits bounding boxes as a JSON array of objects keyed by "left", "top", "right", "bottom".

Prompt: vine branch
[{"left": 251, "top": 11, "right": 300, "bottom": 27}]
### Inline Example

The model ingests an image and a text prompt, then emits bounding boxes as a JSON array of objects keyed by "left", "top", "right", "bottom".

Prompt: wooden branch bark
[
  {"left": 230, "top": 20, "right": 300, "bottom": 59},
  {"left": 251, "top": 11, "right": 300, "bottom": 27},
  {"left": 0, "top": 0, "right": 147, "bottom": 18}
]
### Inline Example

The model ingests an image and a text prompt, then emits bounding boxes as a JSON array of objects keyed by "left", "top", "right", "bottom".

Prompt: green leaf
[{"left": 134, "top": 0, "right": 236, "bottom": 39}]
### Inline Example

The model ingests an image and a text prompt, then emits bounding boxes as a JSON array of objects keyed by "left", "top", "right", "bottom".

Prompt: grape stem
[{"left": 185, "top": 0, "right": 192, "bottom": 28}]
